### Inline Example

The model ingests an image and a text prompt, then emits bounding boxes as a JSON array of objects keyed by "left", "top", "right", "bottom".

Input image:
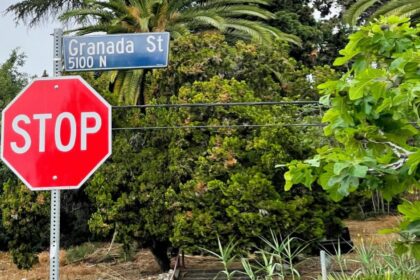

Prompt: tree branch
[{"left": 367, "top": 139, "right": 414, "bottom": 171}]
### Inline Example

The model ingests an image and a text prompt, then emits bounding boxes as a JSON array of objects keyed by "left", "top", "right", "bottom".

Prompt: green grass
[
  {"left": 65, "top": 242, "right": 100, "bottom": 264},
  {"left": 326, "top": 241, "right": 420, "bottom": 280},
  {"left": 202, "top": 231, "right": 420, "bottom": 280}
]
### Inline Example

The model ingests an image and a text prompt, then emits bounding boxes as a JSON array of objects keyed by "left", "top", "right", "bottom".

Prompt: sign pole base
[{"left": 50, "top": 190, "right": 60, "bottom": 280}]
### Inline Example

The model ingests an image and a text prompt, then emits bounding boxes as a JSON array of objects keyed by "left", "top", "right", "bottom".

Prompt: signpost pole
[
  {"left": 50, "top": 189, "right": 61, "bottom": 280},
  {"left": 50, "top": 28, "right": 63, "bottom": 280}
]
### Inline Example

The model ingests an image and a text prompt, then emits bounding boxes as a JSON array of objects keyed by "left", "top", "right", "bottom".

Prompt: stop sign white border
[{"left": 1, "top": 76, "right": 112, "bottom": 191}]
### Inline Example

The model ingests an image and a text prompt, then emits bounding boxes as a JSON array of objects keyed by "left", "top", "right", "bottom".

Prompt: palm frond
[
  {"left": 168, "top": 0, "right": 194, "bottom": 13},
  {"left": 64, "top": 23, "right": 111, "bottom": 35},
  {"left": 59, "top": 8, "right": 114, "bottom": 23},
  {"left": 217, "top": 5, "right": 274, "bottom": 20},
  {"left": 119, "top": 71, "right": 133, "bottom": 105},
  {"left": 206, "top": 0, "right": 273, "bottom": 7},
  {"left": 112, "top": 69, "right": 144, "bottom": 105},
  {"left": 223, "top": 19, "right": 301, "bottom": 46},
  {"left": 400, "top": 7, "right": 420, "bottom": 19},
  {"left": 127, "top": 70, "right": 143, "bottom": 105},
  {"left": 260, "top": 24, "right": 302, "bottom": 46},
  {"left": 167, "top": 23, "right": 190, "bottom": 38},
  {"left": 95, "top": 0, "right": 128, "bottom": 15},
  {"left": 6, "top": 0, "right": 84, "bottom": 26},
  {"left": 343, "top": 0, "right": 381, "bottom": 25},
  {"left": 112, "top": 71, "right": 127, "bottom": 104},
  {"left": 152, "top": 0, "right": 169, "bottom": 31},
  {"left": 190, "top": 15, "right": 226, "bottom": 31},
  {"left": 223, "top": 18, "right": 271, "bottom": 44},
  {"left": 372, "top": 0, "right": 420, "bottom": 18}
]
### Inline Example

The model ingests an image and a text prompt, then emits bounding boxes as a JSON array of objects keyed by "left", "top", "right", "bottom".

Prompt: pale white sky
[{"left": 0, "top": 0, "right": 60, "bottom": 76}]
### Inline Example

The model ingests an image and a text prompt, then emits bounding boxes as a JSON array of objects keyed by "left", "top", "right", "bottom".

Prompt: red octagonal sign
[{"left": 1, "top": 76, "right": 112, "bottom": 190}]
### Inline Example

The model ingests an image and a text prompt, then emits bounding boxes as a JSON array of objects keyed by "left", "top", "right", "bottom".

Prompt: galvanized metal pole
[
  {"left": 53, "top": 29, "right": 63, "bottom": 77},
  {"left": 50, "top": 189, "right": 61, "bottom": 280},
  {"left": 50, "top": 28, "right": 63, "bottom": 280},
  {"left": 320, "top": 250, "right": 328, "bottom": 280}
]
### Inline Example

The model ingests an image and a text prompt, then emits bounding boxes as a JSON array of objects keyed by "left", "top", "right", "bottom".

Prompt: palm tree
[
  {"left": 344, "top": 0, "right": 420, "bottom": 25},
  {"left": 59, "top": 0, "right": 301, "bottom": 105},
  {"left": 7, "top": 0, "right": 299, "bottom": 45},
  {"left": 61, "top": 0, "right": 300, "bottom": 44}
]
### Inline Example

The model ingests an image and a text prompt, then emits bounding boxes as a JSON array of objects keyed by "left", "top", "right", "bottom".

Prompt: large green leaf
[
  {"left": 407, "top": 150, "right": 420, "bottom": 175},
  {"left": 412, "top": 242, "right": 420, "bottom": 260},
  {"left": 351, "top": 165, "right": 368, "bottom": 178},
  {"left": 398, "top": 201, "right": 420, "bottom": 220},
  {"left": 333, "top": 162, "right": 351, "bottom": 175},
  {"left": 348, "top": 69, "right": 387, "bottom": 100}
]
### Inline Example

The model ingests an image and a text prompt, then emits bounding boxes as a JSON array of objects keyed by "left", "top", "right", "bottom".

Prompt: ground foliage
[{"left": 285, "top": 16, "right": 420, "bottom": 259}]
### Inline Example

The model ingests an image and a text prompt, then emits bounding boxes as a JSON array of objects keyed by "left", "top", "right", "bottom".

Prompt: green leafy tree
[
  {"left": 167, "top": 76, "right": 343, "bottom": 253},
  {"left": 0, "top": 51, "right": 48, "bottom": 268},
  {"left": 0, "top": 50, "right": 28, "bottom": 107},
  {"left": 88, "top": 127, "right": 181, "bottom": 271},
  {"left": 0, "top": 50, "right": 29, "bottom": 250},
  {"left": 285, "top": 16, "right": 420, "bottom": 258},
  {"left": 263, "top": 1, "right": 352, "bottom": 66}
]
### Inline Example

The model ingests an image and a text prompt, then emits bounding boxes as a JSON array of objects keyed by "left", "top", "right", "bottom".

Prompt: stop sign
[{"left": 1, "top": 76, "right": 112, "bottom": 190}]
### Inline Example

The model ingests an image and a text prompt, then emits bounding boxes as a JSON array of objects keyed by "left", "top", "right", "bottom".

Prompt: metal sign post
[
  {"left": 50, "top": 189, "right": 61, "bottom": 280},
  {"left": 51, "top": 28, "right": 63, "bottom": 280}
]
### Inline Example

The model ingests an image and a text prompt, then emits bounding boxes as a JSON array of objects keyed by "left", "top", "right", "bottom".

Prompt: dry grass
[
  {"left": 0, "top": 216, "right": 402, "bottom": 280},
  {"left": 345, "top": 215, "right": 400, "bottom": 247},
  {"left": 0, "top": 248, "right": 163, "bottom": 280}
]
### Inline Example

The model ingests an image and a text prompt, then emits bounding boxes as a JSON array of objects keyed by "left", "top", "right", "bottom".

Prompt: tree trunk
[
  {"left": 137, "top": 69, "right": 150, "bottom": 113},
  {"left": 150, "top": 240, "right": 170, "bottom": 272}
]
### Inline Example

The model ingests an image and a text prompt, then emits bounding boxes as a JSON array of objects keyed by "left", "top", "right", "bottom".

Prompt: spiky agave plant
[{"left": 200, "top": 235, "right": 239, "bottom": 280}]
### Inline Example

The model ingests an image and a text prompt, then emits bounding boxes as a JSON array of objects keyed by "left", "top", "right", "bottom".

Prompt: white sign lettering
[
  {"left": 11, "top": 115, "right": 31, "bottom": 154},
  {"left": 146, "top": 35, "right": 164, "bottom": 52},
  {"left": 68, "top": 38, "right": 135, "bottom": 56},
  {"left": 10, "top": 112, "right": 102, "bottom": 153}
]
